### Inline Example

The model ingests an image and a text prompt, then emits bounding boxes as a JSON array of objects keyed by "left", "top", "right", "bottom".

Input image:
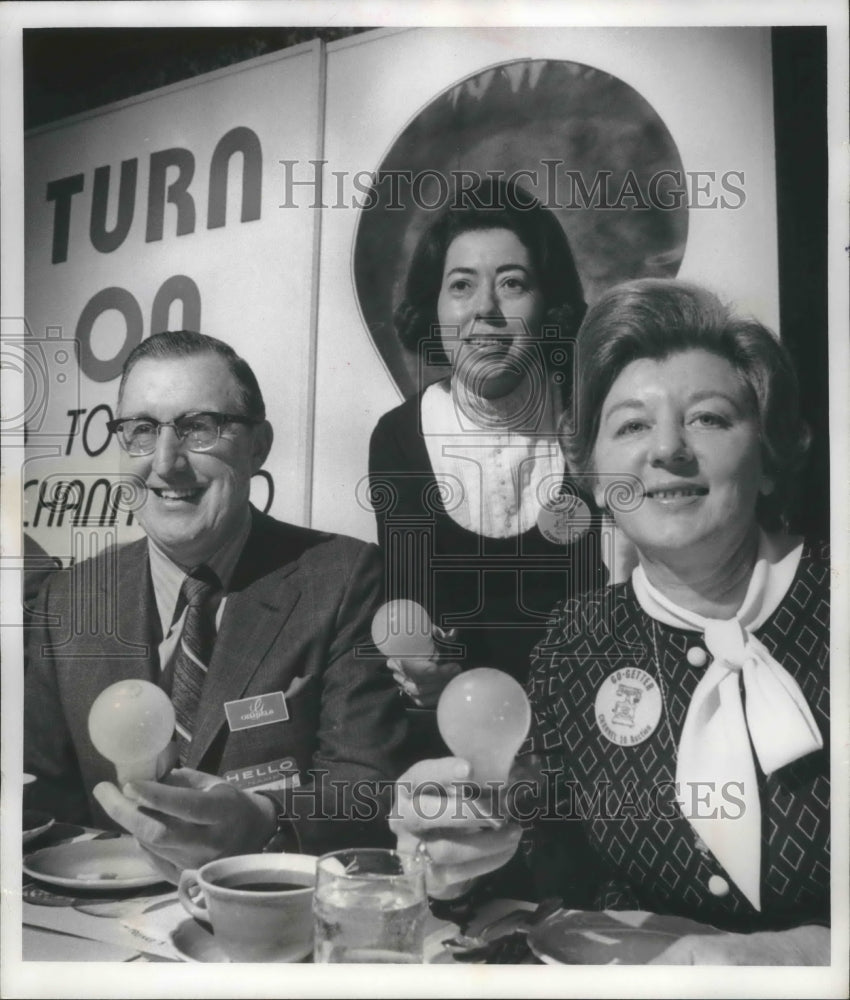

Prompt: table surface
[{"left": 21, "top": 824, "right": 538, "bottom": 964}]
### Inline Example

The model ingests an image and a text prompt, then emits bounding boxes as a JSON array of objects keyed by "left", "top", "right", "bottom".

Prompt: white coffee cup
[{"left": 178, "top": 853, "right": 316, "bottom": 962}]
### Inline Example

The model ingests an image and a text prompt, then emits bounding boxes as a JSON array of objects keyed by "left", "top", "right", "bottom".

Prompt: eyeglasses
[{"left": 106, "top": 411, "right": 261, "bottom": 456}]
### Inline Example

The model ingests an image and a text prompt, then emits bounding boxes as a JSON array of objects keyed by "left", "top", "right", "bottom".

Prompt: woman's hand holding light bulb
[
  {"left": 390, "top": 756, "right": 525, "bottom": 899},
  {"left": 389, "top": 667, "right": 532, "bottom": 898},
  {"left": 371, "top": 599, "right": 462, "bottom": 707},
  {"left": 436, "top": 668, "right": 531, "bottom": 786}
]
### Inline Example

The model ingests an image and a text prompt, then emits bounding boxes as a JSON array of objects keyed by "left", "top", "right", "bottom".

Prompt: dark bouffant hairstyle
[{"left": 394, "top": 176, "right": 586, "bottom": 372}]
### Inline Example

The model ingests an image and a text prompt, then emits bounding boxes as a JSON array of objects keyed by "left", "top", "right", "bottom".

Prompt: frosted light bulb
[
  {"left": 371, "top": 600, "right": 436, "bottom": 659},
  {"left": 437, "top": 668, "right": 531, "bottom": 786},
  {"left": 88, "top": 679, "right": 175, "bottom": 786}
]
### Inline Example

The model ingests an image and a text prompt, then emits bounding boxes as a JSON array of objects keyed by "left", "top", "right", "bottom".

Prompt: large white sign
[
  {"left": 22, "top": 28, "right": 781, "bottom": 558},
  {"left": 21, "top": 28, "right": 778, "bottom": 560},
  {"left": 314, "top": 26, "right": 779, "bottom": 542},
  {"left": 23, "top": 44, "right": 322, "bottom": 559}
]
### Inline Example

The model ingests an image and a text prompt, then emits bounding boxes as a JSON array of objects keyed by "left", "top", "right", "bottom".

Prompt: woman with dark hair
[
  {"left": 390, "top": 279, "right": 829, "bottom": 964},
  {"left": 369, "top": 177, "right": 605, "bottom": 714}
]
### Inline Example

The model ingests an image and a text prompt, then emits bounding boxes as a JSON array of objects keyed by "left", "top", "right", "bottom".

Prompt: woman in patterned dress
[{"left": 390, "top": 279, "right": 830, "bottom": 964}]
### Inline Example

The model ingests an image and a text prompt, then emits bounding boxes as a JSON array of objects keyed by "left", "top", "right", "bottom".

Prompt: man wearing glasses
[{"left": 25, "top": 331, "right": 409, "bottom": 881}]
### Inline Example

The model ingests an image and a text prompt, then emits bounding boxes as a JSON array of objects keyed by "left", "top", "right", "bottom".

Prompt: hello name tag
[
  {"left": 224, "top": 756, "right": 301, "bottom": 793},
  {"left": 224, "top": 691, "right": 289, "bottom": 732},
  {"left": 594, "top": 668, "right": 662, "bottom": 747}
]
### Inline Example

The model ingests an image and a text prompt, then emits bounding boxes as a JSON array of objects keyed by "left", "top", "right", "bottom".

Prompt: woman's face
[
  {"left": 591, "top": 349, "right": 773, "bottom": 568},
  {"left": 437, "top": 227, "right": 546, "bottom": 399}
]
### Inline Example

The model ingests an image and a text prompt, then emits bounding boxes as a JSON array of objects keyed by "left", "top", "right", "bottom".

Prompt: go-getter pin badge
[{"left": 594, "top": 668, "right": 662, "bottom": 747}]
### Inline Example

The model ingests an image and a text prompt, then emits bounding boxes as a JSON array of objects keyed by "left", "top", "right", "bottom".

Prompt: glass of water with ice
[{"left": 313, "top": 848, "right": 428, "bottom": 963}]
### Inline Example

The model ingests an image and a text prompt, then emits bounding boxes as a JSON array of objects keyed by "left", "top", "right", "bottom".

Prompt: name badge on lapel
[
  {"left": 224, "top": 691, "right": 289, "bottom": 732},
  {"left": 224, "top": 756, "right": 301, "bottom": 793}
]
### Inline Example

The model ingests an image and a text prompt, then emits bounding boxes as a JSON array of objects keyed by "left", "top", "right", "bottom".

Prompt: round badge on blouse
[
  {"left": 594, "top": 668, "right": 662, "bottom": 747},
  {"left": 537, "top": 495, "right": 592, "bottom": 545}
]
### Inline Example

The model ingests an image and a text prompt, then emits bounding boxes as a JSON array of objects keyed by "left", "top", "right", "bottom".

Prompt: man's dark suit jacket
[{"left": 25, "top": 508, "right": 410, "bottom": 853}]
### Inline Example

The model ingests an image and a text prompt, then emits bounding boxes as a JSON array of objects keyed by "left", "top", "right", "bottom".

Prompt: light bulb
[
  {"left": 371, "top": 599, "right": 436, "bottom": 659},
  {"left": 437, "top": 668, "right": 531, "bottom": 786},
  {"left": 88, "top": 679, "right": 175, "bottom": 786}
]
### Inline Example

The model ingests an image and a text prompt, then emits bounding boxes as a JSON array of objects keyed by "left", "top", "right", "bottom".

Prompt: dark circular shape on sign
[
  {"left": 354, "top": 59, "right": 688, "bottom": 399},
  {"left": 75, "top": 286, "right": 144, "bottom": 383}
]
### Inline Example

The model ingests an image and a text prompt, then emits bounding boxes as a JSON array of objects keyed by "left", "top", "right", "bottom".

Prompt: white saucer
[
  {"left": 24, "top": 837, "right": 165, "bottom": 890},
  {"left": 168, "top": 919, "right": 316, "bottom": 963},
  {"left": 170, "top": 918, "right": 229, "bottom": 963},
  {"left": 22, "top": 810, "right": 54, "bottom": 844}
]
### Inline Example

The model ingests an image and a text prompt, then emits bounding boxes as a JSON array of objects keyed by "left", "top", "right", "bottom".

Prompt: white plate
[
  {"left": 24, "top": 837, "right": 165, "bottom": 889},
  {"left": 527, "top": 909, "right": 722, "bottom": 965},
  {"left": 22, "top": 811, "right": 55, "bottom": 844}
]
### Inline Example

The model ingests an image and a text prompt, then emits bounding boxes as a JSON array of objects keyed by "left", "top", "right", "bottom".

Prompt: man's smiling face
[{"left": 117, "top": 352, "right": 271, "bottom": 568}]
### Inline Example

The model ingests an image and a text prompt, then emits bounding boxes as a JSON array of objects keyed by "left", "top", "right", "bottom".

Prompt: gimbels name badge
[
  {"left": 224, "top": 691, "right": 288, "bottom": 732},
  {"left": 595, "top": 668, "right": 661, "bottom": 747}
]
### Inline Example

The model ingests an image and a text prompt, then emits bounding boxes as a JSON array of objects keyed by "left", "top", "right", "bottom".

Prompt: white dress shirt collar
[{"left": 147, "top": 507, "right": 252, "bottom": 638}]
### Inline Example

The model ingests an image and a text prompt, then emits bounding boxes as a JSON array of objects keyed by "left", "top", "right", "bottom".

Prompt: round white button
[
  {"left": 687, "top": 646, "right": 708, "bottom": 667},
  {"left": 708, "top": 875, "right": 730, "bottom": 897},
  {"left": 594, "top": 668, "right": 662, "bottom": 747},
  {"left": 537, "top": 496, "right": 592, "bottom": 545}
]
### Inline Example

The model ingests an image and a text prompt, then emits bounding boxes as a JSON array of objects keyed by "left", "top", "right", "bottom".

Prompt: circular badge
[
  {"left": 537, "top": 495, "right": 592, "bottom": 545},
  {"left": 594, "top": 668, "right": 662, "bottom": 747}
]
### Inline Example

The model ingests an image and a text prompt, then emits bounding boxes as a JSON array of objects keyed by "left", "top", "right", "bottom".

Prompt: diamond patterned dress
[{"left": 521, "top": 542, "right": 830, "bottom": 932}]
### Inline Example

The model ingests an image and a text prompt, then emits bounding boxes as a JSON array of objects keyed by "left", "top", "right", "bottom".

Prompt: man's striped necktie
[{"left": 170, "top": 565, "right": 220, "bottom": 764}]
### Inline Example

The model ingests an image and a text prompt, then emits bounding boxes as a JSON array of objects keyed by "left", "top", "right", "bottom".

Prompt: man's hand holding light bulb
[
  {"left": 88, "top": 680, "right": 178, "bottom": 785},
  {"left": 88, "top": 680, "right": 276, "bottom": 884}
]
